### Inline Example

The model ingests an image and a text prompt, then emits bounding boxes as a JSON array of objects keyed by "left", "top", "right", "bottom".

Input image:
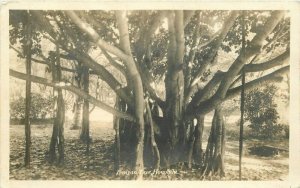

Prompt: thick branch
[
  {"left": 216, "top": 11, "right": 285, "bottom": 98},
  {"left": 115, "top": 10, "right": 145, "bottom": 178},
  {"left": 10, "top": 45, "right": 76, "bottom": 73},
  {"left": 186, "top": 65, "right": 289, "bottom": 119},
  {"left": 115, "top": 10, "right": 140, "bottom": 74},
  {"left": 185, "top": 12, "right": 201, "bottom": 100},
  {"left": 129, "top": 11, "right": 167, "bottom": 108},
  {"left": 187, "top": 11, "right": 285, "bottom": 117},
  {"left": 191, "top": 70, "right": 224, "bottom": 106},
  {"left": 244, "top": 49, "right": 289, "bottom": 72},
  {"left": 101, "top": 49, "right": 126, "bottom": 76},
  {"left": 10, "top": 69, "right": 135, "bottom": 122},
  {"left": 143, "top": 79, "right": 165, "bottom": 109},
  {"left": 191, "top": 49, "right": 289, "bottom": 105},
  {"left": 189, "top": 11, "right": 239, "bottom": 92},
  {"left": 70, "top": 50, "right": 133, "bottom": 105},
  {"left": 115, "top": 10, "right": 145, "bottom": 111},
  {"left": 226, "top": 65, "right": 289, "bottom": 99},
  {"left": 65, "top": 11, "right": 129, "bottom": 61},
  {"left": 31, "top": 10, "right": 134, "bottom": 106}
]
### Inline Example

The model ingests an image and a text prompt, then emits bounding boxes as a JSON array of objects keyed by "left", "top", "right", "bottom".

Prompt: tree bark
[
  {"left": 145, "top": 99, "right": 160, "bottom": 170},
  {"left": 113, "top": 96, "right": 121, "bottom": 172},
  {"left": 164, "top": 11, "right": 186, "bottom": 164},
  {"left": 202, "top": 108, "right": 225, "bottom": 177},
  {"left": 9, "top": 69, "right": 136, "bottom": 122},
  {"left": 49, "top": 81, "right": 65, "bottom": 164},
  {"left": 187, "top": 121, "right": 195, "bottom": 169},
  {"left": 186, "top": 11, "right": 285, "bottom": 119},
  {"left": 239, "top": 13, "right": 246, "bottom": 180},
  {"left": 115, "top": 11, "right": 145, "bottom": 179},
  {"left": 188, "top": 11, "right": 239, "bottom": 95},
  {"left": 71, "top": 66, "right": 83, "bottom": 130},
  {"left": 70, "top": 96, "right": 82, "bottom": 130},
  {"left": 48, "top": 41, "right": 65, "bottom": 165},
  {"left": 10, "top": 11, "right": 290, "bottom": 179},
  {"left": 24, "top": 11, "right": 32, "bottom": 167},
  {"left": 56, "top": 89, "right": 65, "bottom": 164},
  {"left": 193, "top": 115, "right": 205, "bottom": 164},
  {"left": 80, "top": 66, "right": 90, "bottom": 146}
]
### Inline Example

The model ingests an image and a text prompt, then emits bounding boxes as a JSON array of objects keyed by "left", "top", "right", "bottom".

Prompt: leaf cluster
[
  {"left": 244, "top": 84, "right": 285, "bottom": 139},
  {"left": 10, "top": 93, "right": 55, "bottom": 120}
]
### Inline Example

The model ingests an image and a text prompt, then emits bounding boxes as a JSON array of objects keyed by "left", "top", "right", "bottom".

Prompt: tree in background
[
  {"left": 10, "top": 93, "right": 55, "bottom": 121},
  {"left": 245, "top": 84, "right": 286, "bottom": 139}
]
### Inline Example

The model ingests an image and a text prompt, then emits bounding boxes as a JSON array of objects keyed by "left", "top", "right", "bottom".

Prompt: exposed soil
[{"left": 9, "top": 120, "right": 288, "bottom": 180}]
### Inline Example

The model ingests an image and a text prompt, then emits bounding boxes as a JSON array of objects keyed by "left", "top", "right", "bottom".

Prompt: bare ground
[{"left": 9, "top": 120, "right": 288, "bottom": 180}]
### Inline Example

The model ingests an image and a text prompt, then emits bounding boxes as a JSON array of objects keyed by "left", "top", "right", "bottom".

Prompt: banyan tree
[{"left": 9, "top": 10, "right": 289, "bottom": 179}]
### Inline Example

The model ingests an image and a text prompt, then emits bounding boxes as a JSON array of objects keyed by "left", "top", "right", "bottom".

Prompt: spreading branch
[
  {"left": 10, "top": 69, "right": 135, "bottom": 122},
  {"left": 188, "top": 11, "right": 239, "bottom": 95},
  {"left": 226, "top": 65, "right": 289, "bottom": 99},
  {"left": 65, "top": 11, "right": 129, "bottom": 61},
  {"left": 243, "top": 49, "right": 289, "bottom": 72},
  {"left": 70, "top": 50, "right": 134, "bottom": 105},
  {"left": 10, "top": 45, "right": 76, "bottom": 73},
  {"left": 191, "top": 48, "right": 289, "bottom": 105},
  {"left": 186, "top": 65, "right": 289, "bottom": 119},
  {"left": 216, "top": 11, "right": 284, "bottom": 99},
  {"left": 187, "top": 11, "right": 285, "bottom": 118},
  {"left": 100, "top": 49, "right": 126, "bottom": 76},
  {"left": 30, "top": 11, "right": 133, "bottom": 105}
]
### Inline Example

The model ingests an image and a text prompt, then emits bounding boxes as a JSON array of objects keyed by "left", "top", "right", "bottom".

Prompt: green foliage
[
  {"left": 244, "top": 84, "right": 284, "bottom": 139},
  {"left": 10, "top": 93, "right": 55, "bottom": 120}
]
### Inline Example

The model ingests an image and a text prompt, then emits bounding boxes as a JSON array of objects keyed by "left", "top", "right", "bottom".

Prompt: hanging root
[
  {"left": 145, "top": 98, "right": 161, "bottom": 170},
  {"left": 201, "top": 107, "right": 226, "bottom": 178}
]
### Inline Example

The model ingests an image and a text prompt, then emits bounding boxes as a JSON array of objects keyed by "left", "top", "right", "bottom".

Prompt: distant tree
[
  {"left": 10, "top": 93, "right": 55, "bottom": 120},
  {"left": 244, "top": 84, "right": 284, "bottom": 139}
]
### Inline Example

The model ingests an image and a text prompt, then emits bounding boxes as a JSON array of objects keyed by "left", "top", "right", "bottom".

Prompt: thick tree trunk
[
  {"left": 115, "top": 11, "right": 145, "bottom": 179},
  {"left": 24, "top": 12, "right": 32, "bottom": 167},
  {"left": 164, "top": 10, "right": 186, "bottom": 165},
  {"left": 80, "top": 66, "right": 90, "bottom": 145}
]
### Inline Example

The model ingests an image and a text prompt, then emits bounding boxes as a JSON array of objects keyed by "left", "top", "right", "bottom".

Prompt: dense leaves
[
  {"left": 244, "top": 84, "right": 285, "bottom": 139},
  {"left": 10, "top": 93, "right": 55, "bottom": 120}
]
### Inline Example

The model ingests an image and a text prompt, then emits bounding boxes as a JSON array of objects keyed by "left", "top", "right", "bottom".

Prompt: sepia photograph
[
  {"left": 7, "top": 9, "right": 291, "bottom": 181},
  {"left": 1, "top": 2, "right": 300, "bottom": 187}
]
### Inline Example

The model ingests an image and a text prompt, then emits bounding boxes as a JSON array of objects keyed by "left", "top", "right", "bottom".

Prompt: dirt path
[{"left": 223, "top": 141, "right": 288, "bottom": 180}]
